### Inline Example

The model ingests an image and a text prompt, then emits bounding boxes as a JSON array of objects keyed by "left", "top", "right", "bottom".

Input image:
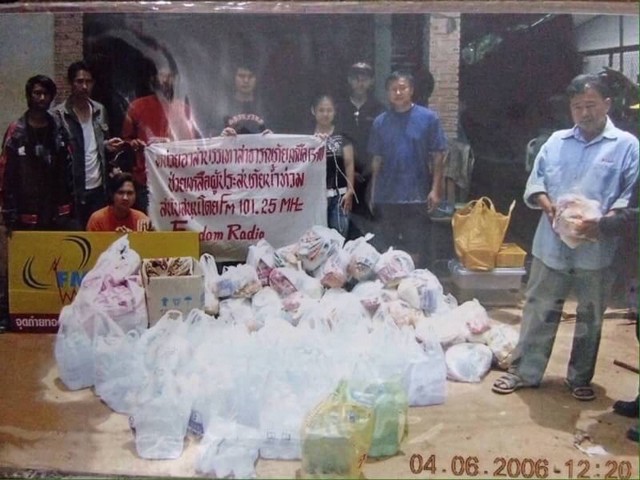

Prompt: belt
[{"left": 327, "top": 187, "right": 347, "bottom": 198}]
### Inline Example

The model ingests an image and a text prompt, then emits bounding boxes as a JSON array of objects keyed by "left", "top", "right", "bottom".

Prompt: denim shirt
[{"left": 524, "top": 117, "right": 639, "bottom": 270}]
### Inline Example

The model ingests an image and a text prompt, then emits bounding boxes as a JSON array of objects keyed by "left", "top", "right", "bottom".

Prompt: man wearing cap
[{"left": 336, "top": 62, "right": 384, "bottom": 232}]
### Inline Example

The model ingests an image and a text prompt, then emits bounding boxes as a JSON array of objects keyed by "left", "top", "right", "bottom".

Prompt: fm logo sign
[{"left": 21, "top": 235, "right": 93, "bottom": 305}]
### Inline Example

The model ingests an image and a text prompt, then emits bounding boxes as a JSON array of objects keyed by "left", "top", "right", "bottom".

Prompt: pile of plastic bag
[{"left": 54, "top": 227, "right": 520, "bottom": 478}]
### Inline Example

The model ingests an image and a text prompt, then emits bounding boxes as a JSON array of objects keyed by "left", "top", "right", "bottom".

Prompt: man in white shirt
[{"left": 54, "top": 60, "right": 125, "bottom": 228}]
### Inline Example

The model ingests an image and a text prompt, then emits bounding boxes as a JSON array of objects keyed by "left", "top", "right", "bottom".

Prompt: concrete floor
[{"left": 0, "top": 303, "right": 637, "bottom": 479}]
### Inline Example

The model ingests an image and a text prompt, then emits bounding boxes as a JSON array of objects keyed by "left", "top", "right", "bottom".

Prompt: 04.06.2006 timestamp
[{"left": 408, "top": 454, "right": 635, "bottom": 479}]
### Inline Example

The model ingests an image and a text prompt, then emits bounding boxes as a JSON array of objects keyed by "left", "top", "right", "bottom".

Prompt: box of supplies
[
  {"left": 496, "top": 243, "right": 527, "bottom": 268},
  {"left": 448, "top": 259, "right": 525, "bottom": 290},
  {"left": 141, "top": 257, "right": 204, "bottom": 326}
]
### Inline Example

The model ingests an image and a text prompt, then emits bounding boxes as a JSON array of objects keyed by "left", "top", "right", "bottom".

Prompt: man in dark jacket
[
  {"left": 1, "top": 75, "right": 74, "bottom": 231},
  {"left": 54, "top": 61, "right": 125, "bottom": 228}
]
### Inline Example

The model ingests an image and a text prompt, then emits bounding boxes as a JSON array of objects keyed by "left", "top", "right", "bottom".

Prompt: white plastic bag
[
  {"left": 445, "top": 343, "right": 493, "bottom": 383},
  {"left": 77, "top": 235, "right": 141, "bottom": 303},
  {"left": 246, "top": 239, "right": 276, "bottom": 286},
  {"left": 485, "top": 323, "right": 520, "bottom": 369},
  {"left": 93, "top": 276, "right": 148, "bottom": 333},
  {"left": 553, "top": 193, "right": 602, "bottom": 248},
  {"left": 374, "top": 248, "right": 415, "bottom": 287},
  {"left": 397, "top": 269, "right": 445, "bottom": 315},
  {"left": 200, "top": 253, "right": 220, "bottom": 315},
  {"left": 296, "top": 225, "right": 344, "bottom": 273},
  {"left": 344, "top": 234, "right": 380, "bottom": 281},
  {"left": 405, "top": 325, "right": 447, "bottom": 406},
  {"left": 54, "top": 304, "right": 112, "bottom": 390}
]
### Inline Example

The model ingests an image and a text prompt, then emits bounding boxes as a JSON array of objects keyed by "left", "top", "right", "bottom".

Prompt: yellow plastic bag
[
  {"left": 301, "top": 381, "right": 375, "bottom": 479},
  {"left": 452, "top": 197, "right": 515, "bottom": 271}
]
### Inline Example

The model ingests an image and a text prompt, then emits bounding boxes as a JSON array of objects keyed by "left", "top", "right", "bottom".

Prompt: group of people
[
  {"left": 0, "top": 55, "right": 638, "bottom": 441},
  {"left": 0, "top": 61, "right": 154, "bottom": 234},
  {"left": 0, "top": 59, "right": 450, "bottom": 270}
]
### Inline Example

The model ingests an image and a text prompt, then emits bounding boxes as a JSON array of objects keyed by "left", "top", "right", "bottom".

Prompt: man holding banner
[{"left": 121, "top": 59, "right": 199, "bottom": 212}]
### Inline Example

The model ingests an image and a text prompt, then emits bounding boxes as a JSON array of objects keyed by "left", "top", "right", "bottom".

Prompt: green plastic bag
[
  {"left": 301, "top": 381, "right": 374, "bottom": 479},
  {"left": 349, "top": 380, "right": 408, "bottom": 458}
]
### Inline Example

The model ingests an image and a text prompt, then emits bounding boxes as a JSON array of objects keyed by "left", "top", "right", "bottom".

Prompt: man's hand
[
  {"left": 137, "top": 219, "right": 153, "bottom": 232},
  {"left": 221, "top": 127, "right": 237, "bottom": 137},
  {"left": 105, "top": 137, "right": 126, "bottom": 152},
  {"left": 574, "top": 218, "right": 600, "bottom": 240},
  {"left": 115, "top": 226, "right": 133, "bottom": 233},
  {"left": 535, "top": 193, "right": 556, "bottom": 224},
  {"left": 261, "top": 129, "right": 273, "bottom": 135},
  {"left": 127, "top": 139, "right": 146, "bottom": 152},
  {"left": 340, "top": 190, "right": 354, "bottom": 212},
  {"left": 426, "top": 190, "right": 441, "bottom": 213}
]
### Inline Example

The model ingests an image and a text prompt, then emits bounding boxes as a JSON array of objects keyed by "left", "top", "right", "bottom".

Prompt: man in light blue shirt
[{"left": 492, "top": 74, "right": 639, "bottom": 401}]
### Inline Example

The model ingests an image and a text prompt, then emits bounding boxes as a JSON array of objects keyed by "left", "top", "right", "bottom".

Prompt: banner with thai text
[{"left": 145, "top": 134, "right": 327, "bottom": 261}]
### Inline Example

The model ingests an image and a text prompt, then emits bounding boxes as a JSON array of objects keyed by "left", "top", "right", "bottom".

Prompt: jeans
[
  {"left": 509, "top": 258, "right": 611, "bottom": 387},
  {"left": 327, "top": 195, "right": 350, "bottom": 237}
]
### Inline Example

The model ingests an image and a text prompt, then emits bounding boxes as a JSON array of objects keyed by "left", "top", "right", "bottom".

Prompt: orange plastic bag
[{"left": 451, "top": 197, "right": 515, "bottom": 271}]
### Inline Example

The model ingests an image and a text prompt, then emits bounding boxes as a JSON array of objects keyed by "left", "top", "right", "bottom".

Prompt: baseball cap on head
[{"left": 348, "top": 62, "right": 374, "bottom": 78}]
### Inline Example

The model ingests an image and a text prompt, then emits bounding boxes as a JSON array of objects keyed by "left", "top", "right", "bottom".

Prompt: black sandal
[
  {"left": 492, "top": 373, "right": 524, "bottom": 394},
  {"left": 565, "top": 380, "right": 595, "bottom": 401}
]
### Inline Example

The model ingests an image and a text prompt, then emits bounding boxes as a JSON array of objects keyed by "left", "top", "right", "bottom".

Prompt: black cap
[{"left": 348, "top": 62, "right": 374, "bottom": 78}]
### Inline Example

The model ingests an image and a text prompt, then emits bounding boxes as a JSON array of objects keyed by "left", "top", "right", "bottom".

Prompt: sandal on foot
[
  {"left": 492, "top": 373, "right": 525, "bottom": 394},
  {"left": 564, "top": 380, "right": 595, "bottom": 401}
]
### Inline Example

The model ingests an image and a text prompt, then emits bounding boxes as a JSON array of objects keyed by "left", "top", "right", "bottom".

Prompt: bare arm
[
  {"left": 341, "top": 144, "right": 355, "bottom": 211},
  {"left": 369, "top": 154, "right": 382, "bottom": 212},
  {"left": 426, "top": 151, "right": 445, "bottom": 212}
]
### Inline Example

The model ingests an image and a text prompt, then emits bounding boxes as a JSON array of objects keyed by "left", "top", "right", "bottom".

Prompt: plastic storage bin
[{"left": 448, "top": 259, "right": 525, "bottom": 290}]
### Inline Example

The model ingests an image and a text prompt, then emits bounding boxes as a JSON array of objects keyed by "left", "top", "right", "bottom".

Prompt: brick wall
[
  {"left": 429, "top": 13, "right": 461, "bottom": 140},
  {"left": 53, "top": 13, "right": 83, "bottom": 100}
]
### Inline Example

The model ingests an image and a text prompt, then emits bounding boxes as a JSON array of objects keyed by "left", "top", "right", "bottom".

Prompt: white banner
[{"left": 146, "top": 134, "right": 327, "bottom": 261}]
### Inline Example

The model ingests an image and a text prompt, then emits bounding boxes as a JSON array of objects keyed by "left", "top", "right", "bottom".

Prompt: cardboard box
[
  {"left": 141, "top": 257, "right": 205, "bottom": 326},
  {"left": 496, "top": 243, "right": 527, "bottom": 268}
]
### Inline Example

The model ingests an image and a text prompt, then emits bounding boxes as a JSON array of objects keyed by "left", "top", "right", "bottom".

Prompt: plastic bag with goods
[
  {"left": 77, "top": 235, "right": 141, "bottom": 302},
  {"left": 348, "top": 379, "right": 408, "bottom": 458},
  {"left": 296, "top": 225, "right": 345, "bottom": 273},
  {"left": 374, "top": 248, "right": 415, "bottom": 287},
  {"left": 351, "top": 280, "right": 385, "bottom": 315},
  {"left": 93, "top": 275, "right": 148, "bottom": 333},
  {"left": 273, "top": 243, "right": 299, "bottom": 268},
  {"left": 215, "top": 264, "right": 261, "bottom": 299},
  {"left": 373, "top": 299, "right": 426, "bottom": 328},
  {"left": 269, "top": 267, "right": 323, "bottom": 299},
  {"left": 344, "top": 233, "right": 381, "bottom": 281},
  {"left": 54, "top": 304, "right": 113, "bottom": 390},
  {"left": 259, "top": 383, "right": 306, "bottom": 460},
  {"left": 414, "top": 302, "right": 473, "bottom": 348},
  {"left": 251, "top": 287, "right": 287, "bottom": 326},
  {"left": 246, "top": 239, "right": 276, "bottom": 286},
  {"left": 219, "top": 298, "right": 263, "bottom": 332},
  {"left": 553, "top": 193, "right": 602, "bottom": 248},
  {"left": 397, "top": 269, "right": 446, "bottom": 315},
  {"left": 301, "top": 381, "right": 375, "bottom": 479},
  {"left": 484, "top": 323, "right": 520, "bottom": 369},
  {"left": 199, "top": 253, "right": 220, "bottom": 315},
  {"left": 445, "top": 343, "right": 493, "bottom": 383},
  {"left": 316, "top": 289, "right": 371, "bottom": 331},
  {"left": 318, "top": 249, "right": 351, "bottom": 289}
]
